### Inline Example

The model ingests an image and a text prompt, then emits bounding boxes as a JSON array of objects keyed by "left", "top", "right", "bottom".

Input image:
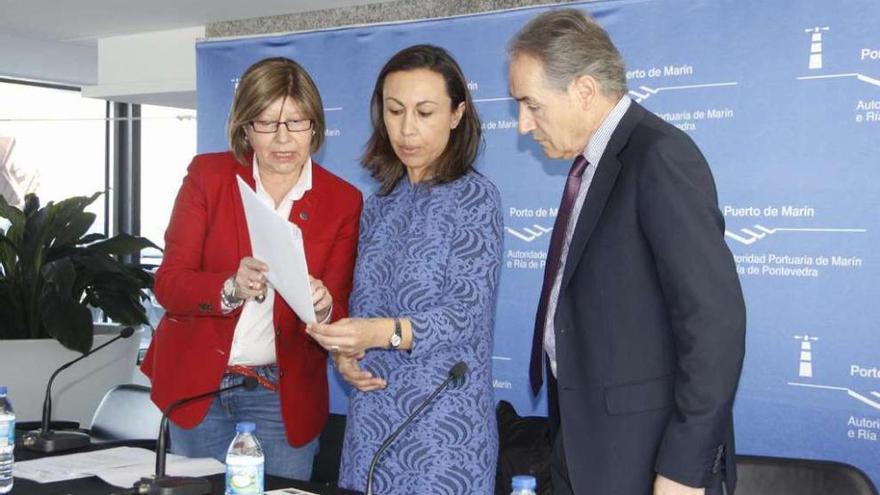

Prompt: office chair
[
  {"left": 89, "top": 384, "right": 162, "bottom": 442},
  {"left": 736, "top": 455, "right": 878, "bottom": 495}
]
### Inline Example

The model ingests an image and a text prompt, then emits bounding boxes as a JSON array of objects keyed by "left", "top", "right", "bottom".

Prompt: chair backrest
[
  {"left": 310, "top": 413, "right": 347, "bottom": 485},
  {"left": 89, "top": 384, "right": 162, "bottom": 442},
  {"left": 736, "top": 455, "right": 878, "bottom": 495}
]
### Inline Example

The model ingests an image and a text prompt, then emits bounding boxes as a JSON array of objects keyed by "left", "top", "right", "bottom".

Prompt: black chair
[
  {"left": 88, "top": 384, "right": 162, "bottom": 442},
  {"left": 310, "top": 413, "right": 347, "bottom": 486},
  {"left": 736, "top": 455, "right": 878, "bottom": 495}
]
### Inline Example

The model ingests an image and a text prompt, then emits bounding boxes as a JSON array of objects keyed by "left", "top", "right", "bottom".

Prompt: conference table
[{"left": 11, "top": 439, "right": 359, "bottom": 495}]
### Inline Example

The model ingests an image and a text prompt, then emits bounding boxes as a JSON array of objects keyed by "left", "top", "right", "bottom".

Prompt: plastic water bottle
[
  {"left": 0, "top": 386, "right": 15, "bottom": 494},
  {"left": 511, "top": 474, "right": 537, "bottom": 495},
  {"left": 225, "top": 421, "right": 264, "bottom": 495}
]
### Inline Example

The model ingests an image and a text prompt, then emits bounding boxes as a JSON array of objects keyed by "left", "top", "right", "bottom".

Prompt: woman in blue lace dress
[{"left": 307, "top": 45, "right": 502, "bottom": 494}]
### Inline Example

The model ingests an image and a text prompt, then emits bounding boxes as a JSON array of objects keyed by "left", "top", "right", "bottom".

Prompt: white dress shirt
[
  {"left": 228, "top": 157, "right": 313, "bottom": 366},
  {"left": 544, "top": 96, "right": 632, "bottom": 376}
]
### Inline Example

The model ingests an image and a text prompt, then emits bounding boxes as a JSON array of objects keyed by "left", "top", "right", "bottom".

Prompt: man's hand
[{"left": 654, "top": 474, "right": 704, "bottom": 495}]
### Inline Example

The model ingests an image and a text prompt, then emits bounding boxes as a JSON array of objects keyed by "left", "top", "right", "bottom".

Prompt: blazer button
[
  {"left": 275, "top": 328, "right": 281, "bottom": 337},
  {"left": 299, "top": 211, "right": 309, "bottom": 220},
  {"left": 199, "top": 303, "right": 211, "bottom": 313},
  {"left": 278, "top": 369, "right": 285, "bottom": 378}
]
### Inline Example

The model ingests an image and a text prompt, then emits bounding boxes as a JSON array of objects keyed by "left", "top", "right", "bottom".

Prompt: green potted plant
[
  {"left": 0, "top": 192, "right": 158, "bottom": 424},
  {"left": 0, "top": 192, "right": 157, "bottom": 353}
]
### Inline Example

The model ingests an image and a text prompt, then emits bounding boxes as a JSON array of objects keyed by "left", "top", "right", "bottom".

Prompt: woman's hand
[
  {"left": 234, "top": 257, "right": 269, "bottom": 300},
  {"left": 310, "top": 275, "right": 333, "bottom": 323},
  {"left": 307, "top": 317, "right": 386, "bottom": 357},
  {"left": 333, "top": 352, "right": 386, "bottom": 392}
]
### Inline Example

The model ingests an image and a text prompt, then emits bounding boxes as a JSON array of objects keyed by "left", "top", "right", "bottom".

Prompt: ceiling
[
  {"left": 0, "top": 0, "right": 386, "bottom": 46},
  {"left": 0, "top": 0, "right": 389, "bottom": 92}
]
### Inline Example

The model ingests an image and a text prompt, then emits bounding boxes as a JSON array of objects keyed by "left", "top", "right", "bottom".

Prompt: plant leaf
[
  {"left": 0, "top": 195, "right": 26, "bottom": 227},
  {"left": 89, "top": 234, "right": 159, "bottom": 257},
  {"left": 89, "top": 289, "right": 149, "bottom": 326},
  {"left": 40, "top": 259, "right": 93, "bottom": 353},
  {"left": 22, "top": 194, "right": 40, "bottom": 216},
  {"left": 79, "top": 233, "right": 106, "bottom": 244},
  {"left": 41, "top": 299, "right": 93, "bottom": 353},
  {"left": 51, "top": 212, "right": 96, "bottom": 250}
]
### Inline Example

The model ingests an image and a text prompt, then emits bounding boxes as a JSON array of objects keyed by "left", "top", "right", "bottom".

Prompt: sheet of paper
[
  {"left": 266, "top": 488, "right": 321, "bottom": 495},
  {"left": 14, "top": 446, "right": 155, "bottom": 483},
  {"left": 94, "top": 453, "right": 225, "bottom": 487},
  {"left": 237, "top": 176, "right": 317, "bottom": 323}
]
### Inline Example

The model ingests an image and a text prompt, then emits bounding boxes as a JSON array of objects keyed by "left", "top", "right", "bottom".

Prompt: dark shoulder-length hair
[{"left": 363, "top": 44, "right": 482, "bottom": 196}]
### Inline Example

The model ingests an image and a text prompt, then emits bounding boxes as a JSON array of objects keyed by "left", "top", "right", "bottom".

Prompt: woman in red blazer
[{"left": 140, "top": 57, "right": 362, "bottom": 481}]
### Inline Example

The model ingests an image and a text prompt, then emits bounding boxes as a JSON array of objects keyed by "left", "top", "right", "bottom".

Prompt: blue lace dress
[{"left": 338, "top": 172, "right": 503, "bottom": 495}]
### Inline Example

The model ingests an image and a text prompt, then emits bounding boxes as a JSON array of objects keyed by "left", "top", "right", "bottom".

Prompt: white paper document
[
  {"left": 96, "top": 453, "right": 225, "bottom": 487},
  {"left": 266, "top": 488, "right": 321, "bottom": 495},
  {"left": 14, "top": 446, "right": 155, "bottom": 483},
  {"left": 237, "top": 176, "right": 317, "bottom": 323},
  {"left": 14, "top": 446, "right": 225, "bottom": 487}
]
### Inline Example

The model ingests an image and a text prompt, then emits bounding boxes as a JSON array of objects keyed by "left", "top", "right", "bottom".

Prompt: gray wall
[{"left": 207, "top": 0, "right": 585, "bottom": 38}]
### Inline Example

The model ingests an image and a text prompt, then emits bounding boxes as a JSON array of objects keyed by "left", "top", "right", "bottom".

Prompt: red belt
[{"left": 226, "top": 365, "right": 278, "bottom": 392}]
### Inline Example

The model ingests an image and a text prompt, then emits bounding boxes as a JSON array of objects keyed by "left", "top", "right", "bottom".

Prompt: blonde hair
[{"left": 227, "top": 57, "right": 326, "bottom": 166}]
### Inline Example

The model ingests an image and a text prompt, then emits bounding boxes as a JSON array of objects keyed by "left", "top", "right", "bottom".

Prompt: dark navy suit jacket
[{"left": 548, "top": 101, "right": 746, "bottom": 494}]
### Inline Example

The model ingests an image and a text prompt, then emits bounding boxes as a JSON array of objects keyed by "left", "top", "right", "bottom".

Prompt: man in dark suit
[{"left": 508, "top": 9, "right": 746, "bottom": 495}]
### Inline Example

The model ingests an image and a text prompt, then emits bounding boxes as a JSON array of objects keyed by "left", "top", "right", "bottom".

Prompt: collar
[
  {"left": 583, "top": 95, "right": 632, "bottom": 165},
  {"left": 252, "top": 155, "right": 313, "bottom": 204}
]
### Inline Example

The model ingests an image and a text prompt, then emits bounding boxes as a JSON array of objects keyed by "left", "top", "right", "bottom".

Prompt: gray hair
[{"left": 509, "top": 8, "right": 627, "bottom": 97}]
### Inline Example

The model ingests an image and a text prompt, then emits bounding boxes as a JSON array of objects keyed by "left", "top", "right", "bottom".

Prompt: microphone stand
[
  {"left": 21, "top": 326, "right": 136, "bottom": 453},
  {"left": 132, "top": 376, "right": 258, "bottom": 495},
  {"left": 365, "top": 362, "right": 467, "bottom": 495}
]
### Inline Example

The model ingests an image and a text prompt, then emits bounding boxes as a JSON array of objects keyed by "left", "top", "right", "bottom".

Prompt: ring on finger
[{"left": 330, "top": 345, "right": 340, "bottom": 354}]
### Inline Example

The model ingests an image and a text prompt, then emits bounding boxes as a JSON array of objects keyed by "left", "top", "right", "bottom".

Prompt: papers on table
[
  {"left": 237, "top": 176, "right": 317, "bottom": 323},
  {"left": 97, "top": 454, "right": 225, "bottom": 487},
  {"left": 15, "top": 446, "right": 152, "bottom": 483},
  {"left": 266, "top": 488, "right": 321, "bottom": 495},
  {"left": 14, "top": 446, "right": 225, "bottom": 487}
]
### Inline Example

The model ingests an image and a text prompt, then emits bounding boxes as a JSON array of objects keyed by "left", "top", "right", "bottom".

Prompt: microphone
[
  {"left": 365, "top": 361, "right": 468, "bottom": 495},
  {"left": 21, "top": 326, "right": 136, "bottom": 453},
  {"left": 133, "top": 376, "right": 259, "bottom": 495}
]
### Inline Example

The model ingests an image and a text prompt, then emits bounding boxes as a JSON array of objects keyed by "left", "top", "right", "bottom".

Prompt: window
[
  {"left": 0, "top": 80, "right": 107, "bottom": 233},
  {"left": 139, "top": 103, "right": 197, "bottom": 255}
]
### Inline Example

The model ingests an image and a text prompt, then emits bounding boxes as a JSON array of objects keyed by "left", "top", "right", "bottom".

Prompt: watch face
[{"left": 390, "top": 333, "right": 402, "bottom": 347}]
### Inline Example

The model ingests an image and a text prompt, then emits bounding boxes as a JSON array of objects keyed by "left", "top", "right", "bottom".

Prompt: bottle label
[
  {"left": 225, "top": 461, "right": 263, "bottom": 495},
  {"left": 0, "top": 419, "right": 13, "bottom": 448}
]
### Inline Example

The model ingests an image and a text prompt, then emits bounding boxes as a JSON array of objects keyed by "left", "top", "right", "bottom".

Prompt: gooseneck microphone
[
  {"left": 365, "top": 361, "right": 468, "bottom": 495},
  {"left": 22, "top": 326, "right": 136, "bottom": 453},
  {"left": 132, "top": 376, "right": 259, "bottom": 495}
]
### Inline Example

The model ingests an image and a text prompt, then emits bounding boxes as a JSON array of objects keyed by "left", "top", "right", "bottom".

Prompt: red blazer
[{"left": 141, "top": 151, "right": 362, "bottom": 447}]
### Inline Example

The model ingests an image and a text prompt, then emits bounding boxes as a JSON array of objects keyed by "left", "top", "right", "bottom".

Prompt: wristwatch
[
  {"left": 221, "top": 276, "right": 242, "bottom": 309},
  {"left": 389, "top": 318, "right": 402, "bottom": 349}
]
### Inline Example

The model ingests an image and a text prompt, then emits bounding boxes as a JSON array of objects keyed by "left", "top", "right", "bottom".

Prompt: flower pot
[{"left": 0, "top": 325, "right": 143, "bottom": 428}]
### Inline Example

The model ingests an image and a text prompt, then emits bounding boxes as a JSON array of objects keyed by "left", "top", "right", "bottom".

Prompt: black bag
[{"left": 495, "top": 400, "right": 553, "bottom": 495}]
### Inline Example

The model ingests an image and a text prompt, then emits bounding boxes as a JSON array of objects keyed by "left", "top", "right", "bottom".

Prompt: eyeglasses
[{"left": 249, "top": 119, "right": 314, "bottom": 133}]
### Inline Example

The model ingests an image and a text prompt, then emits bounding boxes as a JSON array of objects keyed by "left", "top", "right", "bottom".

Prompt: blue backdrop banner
[{"left": 197, "top": 0, "right": 880, "bottom": 484}]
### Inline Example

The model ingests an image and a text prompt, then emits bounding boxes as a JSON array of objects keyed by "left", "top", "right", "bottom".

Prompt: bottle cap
[
  {"left": 512, "top": 475, "right": 537, "bottom": 490},
  {"left": 235, "top": 421, "right": 256, "bottom": 433}
]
